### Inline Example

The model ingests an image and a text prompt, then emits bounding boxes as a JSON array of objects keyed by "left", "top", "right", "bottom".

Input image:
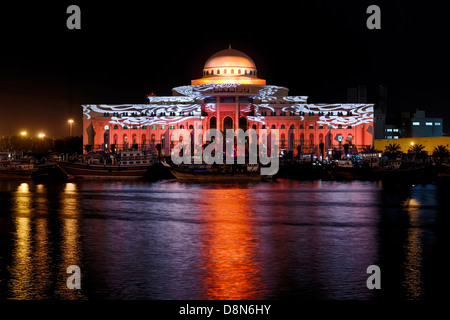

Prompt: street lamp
[
  {"left": 68, "top": 119, "right": 74, "bottom": 136},
  {"left": 38, "top": 133, "right": 45, "bottom": 138},
  {"left": 20, "top": 131, "right": 27, "bottom": 136}
]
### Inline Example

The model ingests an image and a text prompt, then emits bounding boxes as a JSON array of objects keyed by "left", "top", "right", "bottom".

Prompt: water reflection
[
  {"left": 402, "top": 197, "right": 423, "bottom": 300},
  {"left": 8, "top": 182, "right": 85, "bottom": 299},
  {"left": 1, "top": 180, "right": 444, "bottom": 300},
  {"left": 199, "top": 187, "right": 263, "bottom": 299},
  {"left": 9, "top": 183, "right": 33, "bottom": 299}
]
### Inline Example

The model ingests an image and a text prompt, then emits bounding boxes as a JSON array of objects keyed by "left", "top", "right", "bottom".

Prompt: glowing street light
[
  {"left": 38, "top": 133, "right": 46, "bottom": 138},
  {"left": 20, "top": 131, "right": 27, "bottom": 136},
  {"left": 68, "top": 119, "right": 74, "bottom": 136}
]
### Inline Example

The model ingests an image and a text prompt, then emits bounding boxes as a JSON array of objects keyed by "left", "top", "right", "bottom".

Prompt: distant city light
[
  {"left": 38, "top": 133, "right": 46, "bottom": 138},
  {"left": 20, "top": 131, "right": 27, "bottom": 136}
]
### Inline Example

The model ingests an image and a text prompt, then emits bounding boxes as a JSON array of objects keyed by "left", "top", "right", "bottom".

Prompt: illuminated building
[{"left": 83, "top": 46, "right": 374, "bottom": 159}]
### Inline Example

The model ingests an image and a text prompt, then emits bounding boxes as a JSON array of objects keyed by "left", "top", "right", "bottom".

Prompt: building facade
[{"left": 82, "top": 47, "right": 374, "bottom": 159}]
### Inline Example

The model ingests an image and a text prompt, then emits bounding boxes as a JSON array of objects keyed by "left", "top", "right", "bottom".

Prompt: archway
[
  {"left": 239, "top": 116, "right": 247, "bottom": 131},
  {"left": 210, "top": 116, "right": 217, "bottom": 129},
  {"left": 223, "top": 116, "right": 233, "bottom": 130}
]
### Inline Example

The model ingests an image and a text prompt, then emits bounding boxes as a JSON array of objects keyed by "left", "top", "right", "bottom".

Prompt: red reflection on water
[{"left": 198, "top": 187, "right": 264, "bottom": 300}]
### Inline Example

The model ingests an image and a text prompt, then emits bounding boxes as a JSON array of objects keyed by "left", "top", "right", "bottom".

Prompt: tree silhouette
[{"left": 432, "top": 145, "right": 450, "bottom": 162}]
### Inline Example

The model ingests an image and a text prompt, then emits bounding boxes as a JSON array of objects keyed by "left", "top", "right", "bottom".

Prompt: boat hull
[
  {"left": 169, "top": 169, "right": 269, "bottom": 181},
  {"left": 56, "top": 161, "right": 151, "bottom": 178}
]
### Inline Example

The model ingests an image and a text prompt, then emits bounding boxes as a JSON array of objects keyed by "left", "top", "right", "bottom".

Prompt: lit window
[
  {"left": 170, "top": 125, "right": 175, "bottom": 129},
  {"left": 435, "top": 122, "right": 441, "bottom": 126},
  {"left": 161, "top": 125, "right": 165, "bottom": 129},
  {"left": 393, "top": 136, "right": 399, "bottom": 139},
  {"left": 426, "top": 122, "right": 433, "bottom": 126},
  {"left": 386, "top": 128, "right": 392, "bottom": 132},
  {"left": 393, "top": 128, "right": 399, "bottom": 132},
  {"left": 412, "top": 122, "right": 420, "bottom": 126},
  {"left": 309, "top": 124, "right": 314, "bottom": 129},
  {"left": 151, "top": 125, "right": 156, "bottom": 130}
]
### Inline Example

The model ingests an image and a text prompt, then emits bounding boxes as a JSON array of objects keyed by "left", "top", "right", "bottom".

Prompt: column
[
  {"left": 235, "top": 96, "right": 240, "bottom": 131},
  {"left": 217, "top": 97, "right": 221, "bottom": 131}
]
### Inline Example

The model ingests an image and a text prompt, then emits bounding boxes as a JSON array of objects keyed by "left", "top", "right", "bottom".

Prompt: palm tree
[
  {"left": 408, "top": 143, "right": 427, "bottom": 160},
  {"left": 384, "top": 143, "right": 402, "bottom": 159},
  {"left": 409, "top": 144, "right": 425, "bottom": 154},
  {"left": 384, "top": 143, "right": 401, "bottom": 153},
  {"left": 432, "top": 145, "right": 450, "bottom": 162},
  {"left": 362, "top": 145, "right": 380, "bottom": 153}
]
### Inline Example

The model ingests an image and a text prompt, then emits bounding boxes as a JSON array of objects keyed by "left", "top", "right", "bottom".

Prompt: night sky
[{"left": 0, "top": 1, "right": 448, "bottom": 137}]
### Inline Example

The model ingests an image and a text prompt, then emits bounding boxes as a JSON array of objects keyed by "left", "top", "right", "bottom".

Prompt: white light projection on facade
[{"left": 83, "top": 47, "right": 374, "bottom": 157}]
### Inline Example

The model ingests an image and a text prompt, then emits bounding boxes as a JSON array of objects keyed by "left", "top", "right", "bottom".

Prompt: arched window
[
  {"left": 309, "top": 124, "right": 314, "bottom": 129},
  {"left": 217, "top": 69, "right": 220, "bottom": 74},
  {"left": 300, "top": 124, "right": 304, "bottom": 129},
  {"left": 223, "top": 116, "right": 233, "bottom": 130},
  {"left": 210, "top": 116, "right": 217, "bottom": 129},
  {"left": 132, "top": 134, "right": 137, "bottom": 144},
  {"left": 189, "top": 125, "right": 194, "bottom": 129},
  {"left": 239, "top": 116, "right": 247, "bottom": 131},
  {"left": 142, "top": 134, "right": 146, "bottom": 146},
  {"left": 113, "top": 125, "right": 119, "bottom": 130},
  {"left": 281, "top": 133, "right": 286, "bottom": 149},
  {"left": 289, "top": 132, "right": 294, "bottom": 150},
  {"left": 211, "top": 70, "right": 214, "bottom": 75},
  {"left": 231, "top": 69, "right": 234, "bottom": 74},
  {"left": 113, "top": 134, "right": 118, "bottom": 145},
  {"left": 289, "top": 124, "right": 295, "bottom": 129},
  {"left": 161, "top": 125, "right": 165, "bottom": 129},
  {"left": 319, "top": 124, "right": 324, "bottom": 129},
  {"left": 123, "top": 134, "right": 128, "bottom": 144},
  {"left": 310, "top": 133, "right": 314, "bottom": 145},
  {"left": 300, "top": 133, "right": 304, "bottom": 145},
  {"left": 151, "top": 125, "right": 156, "bottom": 130},
  {"left": 151, "top": 134, "right": 156, "bottom": 145},
  {"left": 224, "top": 69, "right": 227, "bottom": 74},
  {"left": 180, "top": 125, "right": 184, "bottom": 130},
  {"left": 319, "top": 133, "right": 324, "bottom": 143},
  {"left": 338, "top": 124, "right": 343, "bottom": 129},
  {"left": 252, "top": 124, "right": 257, "bottom": 130},
  {"left": 271, "top": 124, "right": 276, "bottom": 129},
  {"left": 238, "top": 69, "right": 241, "bottom": 74},
  {"left": 161, "top": 135, "right": 165, "bottom": 149},
  {"left": 280, "top": 124, "right": 286, "bottom": 129}
]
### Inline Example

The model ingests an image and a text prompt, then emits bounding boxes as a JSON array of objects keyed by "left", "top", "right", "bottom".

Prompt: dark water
[{"left": 0, "top": 178, "right": 448, "bottom": 300}]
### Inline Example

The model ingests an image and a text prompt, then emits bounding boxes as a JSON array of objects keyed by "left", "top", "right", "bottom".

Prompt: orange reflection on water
[
  {"left": 199, "top": 187, "right": 263, "bottom": 300},
  {"left": 402, "top": 197, "right": 423, "bottom": 300}
]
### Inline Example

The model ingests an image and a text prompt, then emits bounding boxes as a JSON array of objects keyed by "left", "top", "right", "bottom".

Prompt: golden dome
[
  {"left": 204, "top": 46, "right": 256, "bottom": 72},
  {"left": 192, "top": 46, "right": 266, "bottom": 85}
]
